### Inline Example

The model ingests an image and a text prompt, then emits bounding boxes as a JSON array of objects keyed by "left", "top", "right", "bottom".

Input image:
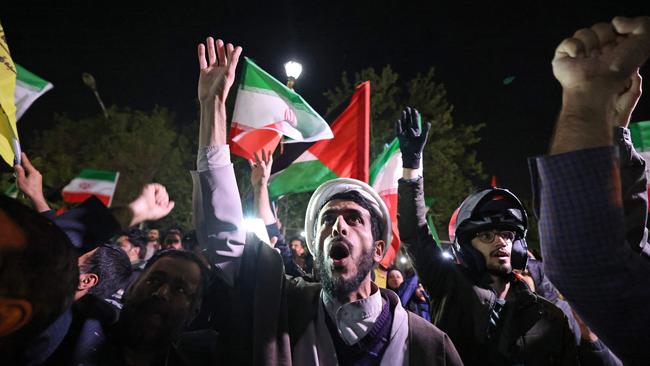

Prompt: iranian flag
[
  {"left": 629, "top": 120, "right": 650, "bottom": 212},
  {"left": 15, "top": 64, "right": 53, "bottom": 121},
  {"left": 369, "top": 138, "right": 402, "bottom": 268},
  {"left": 62, "top": 169, "right": 119, "bottom": 207},
  {"left": 268, "top": 81, "right": 370, "bottom": 198},
  {"left": 229, "top": 58, "right": 332, "bottom": 160}
]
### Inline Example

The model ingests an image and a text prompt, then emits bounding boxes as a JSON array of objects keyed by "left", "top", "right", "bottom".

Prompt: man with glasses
[{"left": 396, "top": 107, "right": 578, "bottom": 365}]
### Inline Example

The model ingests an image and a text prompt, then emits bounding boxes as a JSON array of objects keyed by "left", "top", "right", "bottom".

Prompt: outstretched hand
[
  {"left": 396, "top": 106, "right": 431, "bottom": 169},
  {"left": 197, "top": 37, "right": 243, "bottom": 104},
  {"left": 552, "top": 16, "right": 650, "bottom": 92},
  {"left": 250, "top": 150, "right": 273, "bottom": 189},
  {"left": 128, "top": 183, "right": 175, "bottom": 226}
]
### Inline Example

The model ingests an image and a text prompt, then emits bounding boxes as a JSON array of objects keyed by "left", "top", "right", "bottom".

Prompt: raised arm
[
  {"left": 396, "top": 107, "right": 455, "bottom": 294},
  {"left": 191, "top": 37, "right": 246, "bottom": 286},
  {"left": 534, "top": 16, "right": 650, "bottom": 364},
  {"left": 14, "top": 153, "right": 50, "bottom": 213},
  {"left": 250, "top": 150, "right": 276, "bottom": 225}
]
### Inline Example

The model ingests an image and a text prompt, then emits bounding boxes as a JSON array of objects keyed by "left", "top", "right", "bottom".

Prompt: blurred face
[
  {"left": 290, "top": 240, "right": 305, "bottom": 257},
  {"left": 119, "top": 257, "right": 201, "bottom": 348},
  {"left": 315, "top": 199, "right": 384, "bottom": 302},
  {"left": 148, "top": 229, "right": 159, "bottom": 242},
  {"left": 387, "top": 270, "right": 404, "bottom": 290},
  {"left": 470, "top": 229, "right": 514, "bottom": 277},
  {"left": 163, "top": 234, "right": 183, "bottom": 250},
  {"left": 117, "top": 235, "right": 140, "bottom": 263}
]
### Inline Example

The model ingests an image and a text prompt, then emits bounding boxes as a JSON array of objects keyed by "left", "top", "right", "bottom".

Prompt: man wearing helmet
[
  {"left": 396, "top": 107, "right": 578, "bottom": 365},
  {"left": 189, "top": 37, "right": 462, "bottom": 365}
]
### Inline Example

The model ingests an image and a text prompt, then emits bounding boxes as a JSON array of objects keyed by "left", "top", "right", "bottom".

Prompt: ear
[
  {"left": 78, "top": 273, "right": 99, "bottom": 291},
  {"left": 0, "top": 298, "right": 33, "bottom": 337},
  {"left": 373, "top": 240, "right": 386, "bottom": 263}
]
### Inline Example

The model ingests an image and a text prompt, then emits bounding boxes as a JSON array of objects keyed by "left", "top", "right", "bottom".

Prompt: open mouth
[
  {"left": 329, "top": 241, "right": 351, "bottom": 261},
  {"left": 491, "top": 250, "right": 509, "bottom": 258}
]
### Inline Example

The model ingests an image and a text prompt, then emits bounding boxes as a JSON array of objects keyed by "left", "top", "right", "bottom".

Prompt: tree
[
  {"left": 12, "top": 106, "right": 197, "bottom": 230},
  {"left": 277, "top": 66, "right": 485, "bottom": 237}
]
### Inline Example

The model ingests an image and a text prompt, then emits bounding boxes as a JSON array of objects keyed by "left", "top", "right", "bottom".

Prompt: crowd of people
[{"left": 1, "top": 15, "right": 650, "bottom": 365}]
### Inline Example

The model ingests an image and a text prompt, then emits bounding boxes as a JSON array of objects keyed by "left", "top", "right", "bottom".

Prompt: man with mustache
[
  {"left": 191, "top": 36, "right": 462, "bottom": 365},
  {"left": 396, "top": 107, "right": 578, "bottom": 365}
]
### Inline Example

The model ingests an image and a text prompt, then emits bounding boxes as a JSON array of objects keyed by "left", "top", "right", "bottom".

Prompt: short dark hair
[
  {"left": 81, "top": 244, "right": 132, "bottom": 300},
  {"left": 323, "top": 190, "right": 383, "bottom": 242},
  {"left": 143, "top": 250, "right": 209, "bottom": 302},
  {"left": 0, "top": 196, "right": 78, "bottom": 343},
  {"left": 288, "top": 236, "right": 306, "bottom": 248}
]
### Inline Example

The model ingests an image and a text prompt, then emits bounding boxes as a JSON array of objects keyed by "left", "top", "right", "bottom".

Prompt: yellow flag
[{"left": 0, "top": 21, "right": 18, "bottom": 166}]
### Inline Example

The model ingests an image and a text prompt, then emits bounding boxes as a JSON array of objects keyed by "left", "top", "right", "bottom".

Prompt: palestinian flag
[
  {"left": 369, "top": 138, "right": 402, "bottom": 268},
  {"left": 268, "top": 81, "right": 370, "bottom": 198},
  {"left": 62, "top": 169, "right": 119, "bottom": 207},
  {"left": 15, "top": 64, "right": 53, "bottom": 120},
  {"left": 629, "top": 120, "right": 650, "bottom": 212},
  {"left": 229, "top": 58, "right": 332, "bottom": 160}
]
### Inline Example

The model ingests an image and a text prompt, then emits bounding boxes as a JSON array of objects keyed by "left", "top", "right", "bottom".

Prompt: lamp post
[
  {"left": 82, "top": 72, "right": 109, "bottom": 119},
  {"left": 284, "top": 61, "right": 302, "bottom": 90}
]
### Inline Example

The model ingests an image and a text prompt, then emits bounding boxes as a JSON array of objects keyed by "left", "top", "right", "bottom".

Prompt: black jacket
[{"left": 398, "top": 177, "right": 578, "bottom": 365}]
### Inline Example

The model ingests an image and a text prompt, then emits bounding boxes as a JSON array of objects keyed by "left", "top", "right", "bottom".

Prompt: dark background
[{"left": 3, "top": 1, "right": 650, "bottom": 200}]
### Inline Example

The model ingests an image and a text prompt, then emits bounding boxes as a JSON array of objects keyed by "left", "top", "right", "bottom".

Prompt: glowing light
[
  {"left": 399, "top": 256, "right": 407, "bottom": 264},
  {"left": 442, "top": 251, "right": 454, "bottom": 260},
  {"left": 284, "top": 61, "right": 303, "bottom": 80}
]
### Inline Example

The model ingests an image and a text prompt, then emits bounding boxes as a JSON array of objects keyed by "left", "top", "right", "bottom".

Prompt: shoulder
[{"left": 406, "top": 311, "right": 463, "bottom": 365}]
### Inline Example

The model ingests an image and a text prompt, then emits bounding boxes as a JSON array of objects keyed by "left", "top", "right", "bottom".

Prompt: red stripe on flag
[
  {"left": 379, "top": 192, "right": 400, "bottom": 268},
  {"left": 230, "top": 127, "right": 283, "bottom": 161},
  {"left": 62, "top": 192, "right": 111, "bottom": 206},
  {"left": 308, "top": 81, "right": 370, "bottom": 182}
]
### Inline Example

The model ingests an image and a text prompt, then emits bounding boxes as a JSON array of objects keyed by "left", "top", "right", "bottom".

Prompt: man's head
[
  {"left": 0, "top": 196, "right": 78, "bottom": 346},
  {"left": 305, "top": 179, "right": 390, "bottom": 302},
  {"left": 387, "top": 268, "right": 404, "bottom": 291},
  {"left": 147, "top": 229, "right": 160, "bottom": 243},
  {"left": 76, "top": 244, "right": 132, "bottom": 301},
  {"left": 452, "top": 188, "right": 528, "bottom": 277},
  {"left": 289, "top": 237, "right": 306, "bottom": 257},
  {"left": 162, "top": 229, "right": 183, "bottom": 250},
  {"left": 118, "top": 250, "right": 208, "bottom": 349},
  {"left": 116, "top": 228, "right": 147, "bottom": 264}
]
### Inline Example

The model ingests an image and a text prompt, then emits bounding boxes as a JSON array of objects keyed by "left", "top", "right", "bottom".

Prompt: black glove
[{"left": 396, "top": 106, "right": 431, "bottom": 169}]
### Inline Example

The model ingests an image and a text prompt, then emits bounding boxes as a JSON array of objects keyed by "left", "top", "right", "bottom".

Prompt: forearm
[
  {"left": 550, "top": 88, "right": 618, "bottom": 155},
  {"left": 199, "top": 100, "right": 227, "bottom": 148},
  {"left": 29, "top": 195, "right": 51, "bottom": 213},
  {"left": 398, "top": 177, "right": 448, "bottom": 294},
  {"left": 253, "top": 185, "right": 276, "bottom": 225}
]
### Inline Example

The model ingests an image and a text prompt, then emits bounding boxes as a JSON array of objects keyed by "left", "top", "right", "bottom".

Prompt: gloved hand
[{"left": 395, "top": 106, "right": 431, "bottom": 169}]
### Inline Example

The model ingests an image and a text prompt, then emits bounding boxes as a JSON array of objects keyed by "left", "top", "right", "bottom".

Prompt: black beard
[
  {"left": 316, "top": 243, "right": 376, "bottom": 303},
  {"left": 487, "top": 263, "right": 512, "bottom": 278},
  {"left": 118, "top": 298, "right": 189, "bottom": 350}
]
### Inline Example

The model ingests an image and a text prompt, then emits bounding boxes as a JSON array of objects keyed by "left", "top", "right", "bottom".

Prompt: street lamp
[
  {"left": 284, "top": 61, "right": 302, "bottom": 90},
  {"left": 82, "top": 72, "right": 109, "bottom": 119}
]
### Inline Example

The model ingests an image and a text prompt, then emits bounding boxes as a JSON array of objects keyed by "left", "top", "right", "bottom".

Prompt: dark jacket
[{"left": 398, "top": 177, "right": 578, "bottom": 365}]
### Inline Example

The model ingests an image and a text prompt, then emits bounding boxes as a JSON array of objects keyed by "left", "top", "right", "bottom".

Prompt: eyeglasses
[{"left": 474, "top": 230, "right": 516, "bottom": 244}]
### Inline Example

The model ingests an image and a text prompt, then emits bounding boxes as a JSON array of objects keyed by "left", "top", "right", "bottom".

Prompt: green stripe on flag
[
  {"left": 16, "top": 64, "right": 50, "bottom": 90},
  {"left": 241, "top": 58, "right": 320, "bottom": 117},
  {"left": 269, "top": 160, "right": 337, "bottom": 198},
  {"left": 78, "top": 169, "right": 118, "bottom": 182},
  {"left": 427, "top": 214, "right": 441, "bottom": 243},
  {"left": 630, "top": 120, "right": 650, "bottom": 150},
  {"left": 370, "top": 138, "right": 400, "bottom": 185}
]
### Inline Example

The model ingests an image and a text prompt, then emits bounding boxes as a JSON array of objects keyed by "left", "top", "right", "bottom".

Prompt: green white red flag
[
  {"left": 229, "top": 58, "right": 332, "bottom": 160},
  {"left": 62, "top": 169, "right": 119, "bottom": 207},
  {"left": 369, "top": 138, "right": 402, "bottom": 268}
]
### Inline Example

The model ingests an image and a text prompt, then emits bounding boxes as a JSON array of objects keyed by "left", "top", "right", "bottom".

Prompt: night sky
[{"left": 3, "top": 1, "right": 650, "bottom": 201}]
